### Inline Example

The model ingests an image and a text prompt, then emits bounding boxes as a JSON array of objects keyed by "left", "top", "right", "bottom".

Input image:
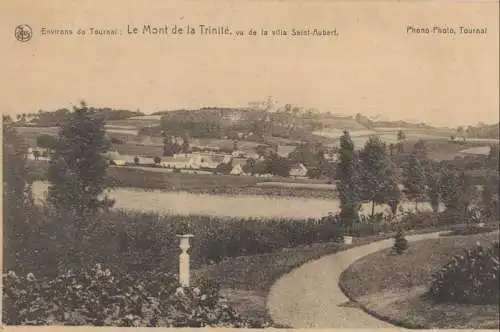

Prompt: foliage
[
  {"left": 154, "top": 156, "right": 161, "bottom": 164},
  {"left": 242, "top": 158, "right": 267, "bottom": 175},
  {"left": 442, "top": 224, "right": 497, "bottom": 237},
  {"left": 359, "top": 136, "right": 399, "bottom": 218},
  {"left": 397, "top": 130, "right": 406, "bottom": 142},
  {"left": 487, "top": 144, "right": 499, "bottom": 170},
  {"left": 265, "top": 152, "right": 291, "bottom": 177},
  {"left": 337, "top": 130, "right": 361, "bottom": 227},
  {"left": 403, "top": 141, "right": 429, "bottom": 209},
  {"left": 426, "top": 163, "right": 441, "bottom": 214},
  {"left": 428, "top": 241, "right": 499, "bottom": 305},
  {"left": 36, "top": 134, "right": 58, "bottom": 150},
  {"left": 6, "top": 204, "right": 347, "bottom": 280},
  {"left": 214, "top": 163, "right": 233, "bottom": 175},
  {"left": 47, "top": 102, "right": 115, "bottom": 219},
  {"left": 181, "top": 131, "right": 191, "bottom": 153},
  {"left": 110, "top": 137, "right": 125, "bottom": 145},
  {"left": 393, "top": 230, "right": 409, "bottom": 254},
  {"left": 162, "top": 135, "right": 182, "bottom": 156},
  {"left": 480, "top": 177, "right": 499, "bottom": 222},
  {"left": 2, "top": 116, "right": 35, "bottom": 272},
  {"left": 30, "top": 108, "right": 143, "bottom": 127},
  {"left": 439, "top": 169, "right": 475, "bottom": 220},
  {"left": 464, "top": 122, "right": 500, "bottom": 139},
  {"left": 2, "top": 265, "right": 265, "bottom": 327}
]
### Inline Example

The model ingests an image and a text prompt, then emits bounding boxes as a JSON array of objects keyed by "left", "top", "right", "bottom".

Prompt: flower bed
[{"left": 2, "top": 264, "right": 266, "bottom": 327}]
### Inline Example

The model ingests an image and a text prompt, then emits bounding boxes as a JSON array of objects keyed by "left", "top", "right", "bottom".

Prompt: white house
[
  {"left": 289, "top": 163, "right": 308, "bottom": 177},
  {"left": 199, "top": 153, "right": 231, "bottom": 169},
  {"left": 161, "top": 154, "right": 203, "bottom": 169},
  {"left": 200, "top": 156, "right": 220, "bottom": 169},
  {"left": 231, "top": 150, "right": 247, "bottom": 158},
  {"left": 104, "top": 151, "right": 128, "bottom": 166},
  {"left": 230, "top": 164, "right": 244, "bottom": 175}
]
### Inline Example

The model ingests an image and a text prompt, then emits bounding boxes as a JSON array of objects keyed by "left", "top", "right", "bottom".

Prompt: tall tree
[
  {"left": 480, "top": 176, "right": 499, "bottom": 222},
  {"left": 425, "top": 162, "right": 442, "bottom": 225},
  {"left": 359, "top": 136, "right": 394, "bottom": 219},
  {"left": 402, "top": 140, "right": 429, "bottom": 210},
  {"left": 487, "top": 144, "right": 499, "bottom": 170},
  {"left": 3, "top": 116, "right": 34, "bottom": 269},
  {"left": 265, "top": 152, "right": 291, "bottom": 177},
  {"left": 337, "top": 130, "right": 361, "bottom": 227},
  {"left": 47, "top": 102, "right": 114, "bottom": 221},
  {"left": 163, "top": 134, "right": 181, "bottom": 156},
  {"left": 457, "top": 126, "right": 466, "bottom": 141},
  {"left": 396, "top": 130, "right": 406, "bottom": 155},
  {"left": 427, "top": 165, "right": 441, "bottom": 210},
  {"left": 36, "top": 134, "right": 58, "bottom": 151},
  {"left": 397, "top": 130, "right": 406, "bottom": 142},
  {"left": 439, "top": 168, "right": 474, "bottom": 221},
  {"left": 181, "top": 131, "right": 191, "bottom": 153}
]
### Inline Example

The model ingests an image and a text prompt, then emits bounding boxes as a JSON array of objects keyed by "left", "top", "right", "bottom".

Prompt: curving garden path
[{"left": 267, "top": 232, "right": 442, "bottom": 328}]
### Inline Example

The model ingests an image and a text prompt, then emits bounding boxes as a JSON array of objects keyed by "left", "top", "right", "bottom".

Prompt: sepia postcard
[{"left": 1, "top": 1, "right": 499, "bottom": 331}]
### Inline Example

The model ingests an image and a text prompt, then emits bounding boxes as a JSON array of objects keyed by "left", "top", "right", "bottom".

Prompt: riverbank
[{"left": 27, "top": 159, "right": 338, "bottom": 200}]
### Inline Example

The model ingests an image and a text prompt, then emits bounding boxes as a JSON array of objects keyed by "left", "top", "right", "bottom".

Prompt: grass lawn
[{"left": 339, "top": 231, "right": 500, "bottom": 329}]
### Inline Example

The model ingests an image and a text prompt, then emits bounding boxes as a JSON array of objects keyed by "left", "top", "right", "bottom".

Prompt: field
[
  {"left": 15, "top": 126, "right": 59, "bottom": 146},
  {"left": 315, "top": 126, "right": 497, "bottom": 161},
  {"left": 401, "top": 138, "right": 496, "bottom": 161},
  {"left": 339, "top": 232, "right": 500, "bottom": 329}
]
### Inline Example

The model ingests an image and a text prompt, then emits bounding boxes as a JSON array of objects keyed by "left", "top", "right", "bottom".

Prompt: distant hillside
[
  {"left": 22, "top": 108, "right": 144, "bottom": 127},
  {"left": 353, "top": 113, "right": 436, "bottom": 130},
  {"left": 142, "top": 107, "right": 325, "bottom": 141}
]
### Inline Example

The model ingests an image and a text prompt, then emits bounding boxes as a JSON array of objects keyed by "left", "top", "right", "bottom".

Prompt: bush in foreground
[
  {"left": 393, "top": 230, "right": 409, "bottom": 254},
  {"left": 428, "top": 241, "right": 499, "bottom": 305},
  {"left": 2, "top": 264, "right": 267, "bottom": 327}
]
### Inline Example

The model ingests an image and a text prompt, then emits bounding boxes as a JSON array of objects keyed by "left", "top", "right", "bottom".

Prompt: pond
[{"left": 32, "top": 181, "right": 442, "bottom": 220}]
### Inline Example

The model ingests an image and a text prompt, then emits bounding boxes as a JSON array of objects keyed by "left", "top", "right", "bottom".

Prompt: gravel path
[{"left": 267, "top": 232, "right": 442, "bottom": 328}]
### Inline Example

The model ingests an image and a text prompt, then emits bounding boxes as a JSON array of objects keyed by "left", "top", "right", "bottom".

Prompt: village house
[
  {"left": 289, "top": 163, "right": 308, "bottom": 178},
  {"left": 231, "top": 150, "right": 247, "bottom": 158},
  {"left": 198, "top": 152, "right": 231, "bottom": 169},
  {"left": 161, "top": 154, "right": 203, "bottom": 169},
  {"left": 323, "top": 151, "right": 339, "bottom": 162},
  {"left": 104, "top": 150, "right": 130, "bottom": 166},
  {"left": 230, "top": 164, "right": 244, "bottom": 175},
  {"left": 27, "top": 147, "right": 51, "bottom": 161},
  {"left": 230, "top": 157, "right": 248, "bottom": 176}
]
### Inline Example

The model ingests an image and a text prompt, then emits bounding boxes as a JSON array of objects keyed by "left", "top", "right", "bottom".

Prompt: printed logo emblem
[{"left": 15, "top": 24, "right": 32, "bottom": 42}]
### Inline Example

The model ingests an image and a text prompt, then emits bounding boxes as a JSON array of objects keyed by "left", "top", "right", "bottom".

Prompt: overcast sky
[{"left": 1, "top": 1, "right": 498, "bottom": 127}]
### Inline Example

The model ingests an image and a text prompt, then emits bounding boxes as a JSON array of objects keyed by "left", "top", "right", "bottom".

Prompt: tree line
[{"left": 337, "top": 130, "right": 499, "bottom": 225}]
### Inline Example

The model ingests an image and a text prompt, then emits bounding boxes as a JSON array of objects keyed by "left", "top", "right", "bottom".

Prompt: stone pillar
[{"left": 177, "top": 234, "right": 194, "bottom": 287}]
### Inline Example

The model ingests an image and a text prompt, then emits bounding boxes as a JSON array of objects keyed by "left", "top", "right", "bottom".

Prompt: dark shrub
[
  {"left": 393, "top": 230, "right": 409, "bottom": 254},
  {"left": 428, "top": 241, "right": 499, "bottom": 305},
  {"left": 110, "top": 137, "right": 125, "bottom": 145}
]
